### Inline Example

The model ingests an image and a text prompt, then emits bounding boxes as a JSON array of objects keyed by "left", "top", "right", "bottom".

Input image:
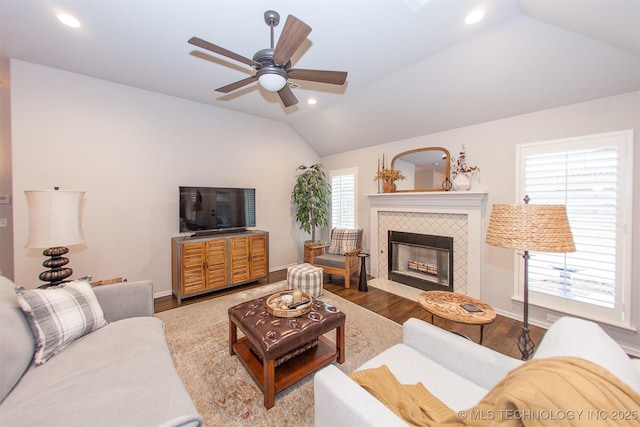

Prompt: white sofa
[{"left": 314, "top": 317, "right": 640, "bottom": 426}]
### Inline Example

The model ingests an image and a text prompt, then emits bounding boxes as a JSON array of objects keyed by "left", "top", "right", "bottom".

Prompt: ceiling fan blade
[
  {"left": 188, "top": 37, "right": 256, "bottom": 67},
  {"left": 273, "top": 15, "right": 311, "bottom": 66},
  {"left": 277, "top": 85, "right": 298, "bottom": 107},
  {"left": 287, "top": 69, "right": 347, "bottom": 85},
  {"left": 215, "top": 76, "right": 257, "bottom": 93}
]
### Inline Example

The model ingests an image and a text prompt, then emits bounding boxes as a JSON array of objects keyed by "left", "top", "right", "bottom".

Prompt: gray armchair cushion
[{"left": 312, "top": 254, "right": 350, "bottom": 269}]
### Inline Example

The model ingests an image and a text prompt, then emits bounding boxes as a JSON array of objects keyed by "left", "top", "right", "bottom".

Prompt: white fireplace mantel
[
  {"left": 367, "top": 191, "right": 488, "bottom": 209},
  {"left": 367, "top": 191, "right": 488, "bottom": 297}
]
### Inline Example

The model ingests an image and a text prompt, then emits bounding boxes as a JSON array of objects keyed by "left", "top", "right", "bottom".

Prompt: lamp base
[
  {"left": 38, "top": 247, "right": 73, "bottom": 288},
  {"left": 517, "top": 325, "right": 536, "bottom": 360}
]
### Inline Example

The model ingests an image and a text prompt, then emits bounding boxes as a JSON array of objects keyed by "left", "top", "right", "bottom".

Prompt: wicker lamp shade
[
  {"left": 485, "top": 199, "right": 575, "bottom": 360},
  {"left": 486, "top": 204, "right": 575, "bottom": 253}
]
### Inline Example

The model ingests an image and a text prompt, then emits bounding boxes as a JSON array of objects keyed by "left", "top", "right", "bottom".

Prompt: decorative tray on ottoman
[{"left": 266, "top": 290, "right": 312, "bottom": 318}]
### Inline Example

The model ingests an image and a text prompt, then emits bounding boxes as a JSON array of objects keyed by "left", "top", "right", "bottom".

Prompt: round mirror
[{"left": 391, "top": 147, "right": 451, "bottom": 192}]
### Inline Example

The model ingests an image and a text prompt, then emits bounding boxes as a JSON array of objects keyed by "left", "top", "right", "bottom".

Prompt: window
[
  {"left": 330, "top": 168, "right": 357, "bottom": 229},
  {"left": 516, "top": 130, "right": 633, "bottom": 327}
]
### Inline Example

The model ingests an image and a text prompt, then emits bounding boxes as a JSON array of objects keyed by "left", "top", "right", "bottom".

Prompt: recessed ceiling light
[
  {"left": 307, "top": 98, "right": 317, "bottom": 105},
  {"left": 465, "top": 9, "right": 485, "bottom": 25},
  {"left": 57, "top": 12, "right": 81, "bottom": 28}
]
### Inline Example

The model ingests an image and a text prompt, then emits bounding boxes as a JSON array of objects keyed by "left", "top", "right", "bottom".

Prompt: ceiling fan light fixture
[
  {"left": 465, "top": 8, "right": 485, "bottom": 25},
  {"left": 258, "top": 71, "right": 287, "bottom": 92},
  {"left": 57, "top": 12, "right": 81, "bottom": 28}
]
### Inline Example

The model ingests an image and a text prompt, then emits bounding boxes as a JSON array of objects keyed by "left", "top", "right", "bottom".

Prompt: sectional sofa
[{"left": 0, "top": 275, "right": 202, "bottom": 426}]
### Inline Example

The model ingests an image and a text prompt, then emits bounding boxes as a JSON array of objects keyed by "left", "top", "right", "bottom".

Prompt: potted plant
[
  {"left": 373, "top": 168, "right": 406, "bottom": 192},
  {"left": 450, "top": 144, "right": 480, "bottom": 191},
  {"left": 291, "top": 164, "right": 331, "bottom": 243}
]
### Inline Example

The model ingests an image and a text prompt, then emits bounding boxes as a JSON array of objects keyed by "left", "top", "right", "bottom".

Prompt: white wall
[
  {"left": 10, "top": 60, "right": 319, "bottom": 294},
  {"left": 321, "top": 91, "right": 640, "bottom": 355},
  {"left": 0, "top": 86, "right": 13, "bottom": 278}
]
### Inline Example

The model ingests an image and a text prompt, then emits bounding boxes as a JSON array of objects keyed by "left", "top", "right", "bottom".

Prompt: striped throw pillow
[
  {"left": 16, "top": 280, "right": 107, "bottom": 365},
  {"left": 327, "top": 229, "right": 360, "bottom": 255}
]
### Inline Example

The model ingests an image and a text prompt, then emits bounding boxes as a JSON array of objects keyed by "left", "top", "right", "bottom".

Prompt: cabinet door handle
[{"left": 203, "top": 262, "right": 208, "bottom": 270}]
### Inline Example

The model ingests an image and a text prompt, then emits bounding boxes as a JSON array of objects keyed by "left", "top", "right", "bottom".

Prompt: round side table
[
  {"left": 418, "top": 291, "right": 496, "bottom": 344},
  {"left": 357, "top": 253, "right": 370, "bottom": 292}
]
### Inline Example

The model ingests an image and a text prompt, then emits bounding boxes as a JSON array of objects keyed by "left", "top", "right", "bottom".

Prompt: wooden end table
[{"left": 418, "top": 291, "right": 496, "bottom": 344}]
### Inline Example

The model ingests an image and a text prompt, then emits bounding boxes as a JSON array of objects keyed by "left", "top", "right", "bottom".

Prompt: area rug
[{"left": 155, "top": 282, "right": 402, "bottom": 427}]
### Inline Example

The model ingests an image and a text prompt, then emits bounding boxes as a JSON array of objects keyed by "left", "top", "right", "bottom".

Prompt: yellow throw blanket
[{"left": 349, "top": 357, "right": 640, "bottom": 426}]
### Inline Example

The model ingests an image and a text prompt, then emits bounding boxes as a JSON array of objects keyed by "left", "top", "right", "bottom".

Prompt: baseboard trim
[{"left": 154, "top": 290, "right": 173, "bottom": 299}]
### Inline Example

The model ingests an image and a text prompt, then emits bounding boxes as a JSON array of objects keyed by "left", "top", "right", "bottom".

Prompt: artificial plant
[{"left": 291, "top": 164, "right": 331, "bottom": 243}]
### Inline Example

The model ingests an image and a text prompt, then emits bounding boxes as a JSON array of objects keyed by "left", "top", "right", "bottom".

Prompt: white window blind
[
  {"left": 517, "top": 130, "right": 633, "bottom": 326},
  {"left": 330, "top": 168, "right": 357, "bottom": 229}
]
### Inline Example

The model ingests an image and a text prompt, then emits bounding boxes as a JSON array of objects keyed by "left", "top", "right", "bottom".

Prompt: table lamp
[
  {"left": 485, "top": 195, "right": 575, "bottom": 360},
  {"left": 25, "top": 188, "right": 85, "bottom": 288}
]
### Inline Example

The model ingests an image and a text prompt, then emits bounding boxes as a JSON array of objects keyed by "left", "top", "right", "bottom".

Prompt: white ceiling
[{"left": 1, "top": 0, "right": 638, "bottom": 157}]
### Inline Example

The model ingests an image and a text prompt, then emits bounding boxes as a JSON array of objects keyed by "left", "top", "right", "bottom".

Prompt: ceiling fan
[{"left": 188, "top": 10, "right": 347, "bottom": 107}]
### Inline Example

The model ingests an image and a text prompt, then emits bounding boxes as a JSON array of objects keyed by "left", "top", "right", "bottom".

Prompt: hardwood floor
[{"left": 154, "top": 269, "right": 545, "bottom": 360}]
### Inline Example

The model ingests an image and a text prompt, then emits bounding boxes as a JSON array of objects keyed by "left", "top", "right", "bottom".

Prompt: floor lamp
[
  {"left": 25, "top": 188, "right": 85, "bottom": 288},
  {"left": 485, "top": 195, "right": 575, "bottom": 360}
]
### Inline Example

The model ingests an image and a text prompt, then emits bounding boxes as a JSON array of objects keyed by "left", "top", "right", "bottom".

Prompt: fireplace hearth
[{"left": 388, "top": 231, "right": 454, "bottom": 292}]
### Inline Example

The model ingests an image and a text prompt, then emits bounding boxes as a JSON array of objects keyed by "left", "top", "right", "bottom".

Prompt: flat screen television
[{"left": 179, "top": 186, "right": 256, "bottom": 236}]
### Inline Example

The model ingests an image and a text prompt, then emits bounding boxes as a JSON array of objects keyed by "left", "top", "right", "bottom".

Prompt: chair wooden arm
[
  {"left": 345, "top": 247, "right": 362, "bottom": 268},
  {"left": 308, "top": 243, "right": 329, "bottom": 263}
]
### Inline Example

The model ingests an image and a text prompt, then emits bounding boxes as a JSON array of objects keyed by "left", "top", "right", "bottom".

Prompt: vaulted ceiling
[{"left": 1, "top": 0, "right": 638, "bottom": 157}]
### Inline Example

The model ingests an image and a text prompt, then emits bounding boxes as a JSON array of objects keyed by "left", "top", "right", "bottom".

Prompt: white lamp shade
[
  {"left": 25, "top": 190, "right": 85, "bottom": 248},
  {"left": 258, "top": 73, "right": 287, "bottom": 92}
]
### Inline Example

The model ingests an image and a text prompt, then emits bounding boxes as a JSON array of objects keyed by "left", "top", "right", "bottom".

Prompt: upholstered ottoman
[
  {"left": 228, "top": 296, "right": 345, "bottom": 408},
  {"left": 287, "top": 263, "right": 324, "bottom": 298}
]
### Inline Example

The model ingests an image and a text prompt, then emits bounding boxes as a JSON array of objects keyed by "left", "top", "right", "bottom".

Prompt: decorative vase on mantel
[
  {"left": 450, "top": 144, "right": 479, "bottom": 192},
  {"left": 383, "top": 180, "right": 394, "bottom": 193},
  {"left": 452, "top": 173, "right": 472, "bottom": 191}
]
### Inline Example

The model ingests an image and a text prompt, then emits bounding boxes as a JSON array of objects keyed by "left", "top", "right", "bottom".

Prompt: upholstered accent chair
[{"left": 309, "top": 228, "right": 363, "bottom": 288}]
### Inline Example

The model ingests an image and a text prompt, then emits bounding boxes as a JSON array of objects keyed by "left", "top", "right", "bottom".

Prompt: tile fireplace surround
[{"left": 368, "top": 192, "right": 488, "bottom": 298}]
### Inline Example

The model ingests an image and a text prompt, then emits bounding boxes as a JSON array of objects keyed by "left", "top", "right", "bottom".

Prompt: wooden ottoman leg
[
  {"left": 229, "top": 321, "right": 237, "bottom": 356},
  {"left": 263, "top": 359, "right": 276, "bottom": 409},
  {"left": 336, "top": 324, "right": 345, "bottom": 364}
]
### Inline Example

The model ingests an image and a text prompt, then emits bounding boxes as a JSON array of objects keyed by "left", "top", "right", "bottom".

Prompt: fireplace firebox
[{"left": 388, "top": 231, "right": 454, "bottom": 292}]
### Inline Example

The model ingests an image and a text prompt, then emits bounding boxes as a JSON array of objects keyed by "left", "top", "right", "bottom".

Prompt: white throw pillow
[
  {"left": 17, "top": 280, "right": 107, "bottom": 365},
  {"left": 534, "top": 316, "right": 640, "bottom": 394}
]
